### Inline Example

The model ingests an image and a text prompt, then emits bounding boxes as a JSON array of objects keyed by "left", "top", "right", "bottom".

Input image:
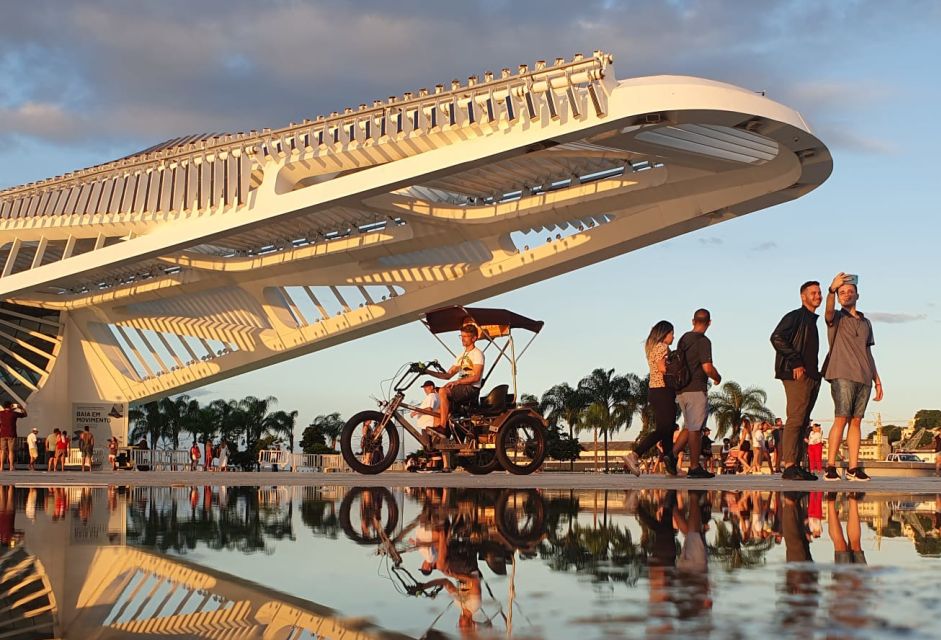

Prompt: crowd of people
[{"left": 623, "top": 273, "right": 883, "bottom": 481}]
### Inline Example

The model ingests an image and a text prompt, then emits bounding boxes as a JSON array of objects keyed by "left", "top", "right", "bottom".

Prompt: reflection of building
[
  {"left": 1, "top": 51, "right": 831, "bottom": 439},
  {"left": 18, "top": 486, "right": 409, "bottom": 639}
]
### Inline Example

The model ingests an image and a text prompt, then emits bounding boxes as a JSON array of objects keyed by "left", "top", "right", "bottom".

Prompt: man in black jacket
[{"left": 770, "top": 281, "right": 822, "bottom": 480}]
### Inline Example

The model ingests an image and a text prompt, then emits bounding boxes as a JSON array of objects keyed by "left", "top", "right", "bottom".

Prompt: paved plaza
[{"left": 4, "top": 470, "right": 939, "bottom": 493}]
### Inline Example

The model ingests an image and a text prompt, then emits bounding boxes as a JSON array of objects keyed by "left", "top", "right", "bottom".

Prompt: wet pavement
[
  {"left": 3, "top": 483, "right": 941, "bottom": 639},
  {"left": 5, "top": 469, "right": 941, "bottom": 493}
]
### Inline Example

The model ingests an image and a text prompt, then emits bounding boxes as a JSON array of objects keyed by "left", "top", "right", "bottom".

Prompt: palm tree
[
  {"left": 577, "top": 369, "right": 639, "bottom": 472},
  {"left": 209, "top": 399, "right": 242, "bottom": 445},
  {"left": 270, "top": 410, "right": 299, "bottom": 452},
  {"left": 160, "top": 395, "right": 197, "bottom": 449},
  {"left": 309, "top": 412, "right": 345, "bottom": 450},
  {"left": 708, "top": 381, "right": 774, "bottom": 440},
  {"left": 540, "top": 383, "right": 589, "bottom": 471},
  {"left": 129, "top": 401, "right": 167, "bottom": 449},
  {"left": 632, "top": 375, "right": 655, "bottom": 439},
  {"left": 238, "top": 395, "right": 280, "bottom": 454}
]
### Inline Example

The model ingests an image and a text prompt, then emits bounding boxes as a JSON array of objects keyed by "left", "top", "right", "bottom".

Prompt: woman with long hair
[{"left": 623, "top": 321, "right": 678, "bottom": 476}]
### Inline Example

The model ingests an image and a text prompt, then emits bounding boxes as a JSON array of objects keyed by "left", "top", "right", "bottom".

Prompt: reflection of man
[
  {"left": 427, "top": 325, "right": 485, "bottom": 432},
  {"left": 0, "top": 486, "right": 14, "bottom": 545},
  {"left": 779, "top": 491, "right": 818, "bottom": 630}
]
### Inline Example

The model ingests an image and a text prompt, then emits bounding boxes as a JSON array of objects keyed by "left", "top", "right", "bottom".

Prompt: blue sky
[{"left": 2, "top": 1, "right": 939, "bottom": 438}]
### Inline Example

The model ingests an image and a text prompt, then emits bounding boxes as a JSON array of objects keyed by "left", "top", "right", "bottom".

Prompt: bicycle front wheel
[{"left": 340, "top": 410, "right": 400, "bottom": 474}]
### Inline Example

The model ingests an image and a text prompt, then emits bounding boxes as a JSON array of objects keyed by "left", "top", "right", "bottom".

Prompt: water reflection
[{"left": 3, "top": 485, "right": 941, "bottom": 639}]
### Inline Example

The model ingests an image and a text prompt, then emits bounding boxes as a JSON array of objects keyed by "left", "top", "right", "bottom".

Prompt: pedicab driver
[{"left": 427, "top": 324, "right": 485, "bottom": 434}]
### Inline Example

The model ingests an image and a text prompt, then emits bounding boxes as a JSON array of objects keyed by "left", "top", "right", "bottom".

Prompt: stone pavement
[{"left": 4, "top": 470, "right": 940, "bottom": 494}]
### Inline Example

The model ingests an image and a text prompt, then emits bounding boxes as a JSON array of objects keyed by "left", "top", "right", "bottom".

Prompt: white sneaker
[{"left": 623, "top": 452, "right": 641, "bottom": 477}]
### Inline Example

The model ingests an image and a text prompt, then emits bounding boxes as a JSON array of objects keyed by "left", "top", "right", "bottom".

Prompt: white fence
[
  {"left": 257, "top": 450, "right": 352, "bottom": 472},
  {"left": 128, "top": 449, "right": 194, "bottom": 471}
]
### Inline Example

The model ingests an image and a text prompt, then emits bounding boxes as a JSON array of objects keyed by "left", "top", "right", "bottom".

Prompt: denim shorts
[
  {"left": 830, "top": 379, "right": 872, "bottom": 418},
  {"left": 677, "top": 392, "right": 708, "bottom": 432}
]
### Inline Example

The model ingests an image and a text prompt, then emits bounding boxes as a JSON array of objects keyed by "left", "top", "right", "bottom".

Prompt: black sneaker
[
  {"left": 847, "top": 467, "right": 870, "bottom": 482},
  {"left": 664, "top": 454, "right": 679, "bottom": 477},
  {"left": 798, "top": 468, "right": 819, "bottom": 481},
  {"left": 782, "top": 466, "right": 803, "bottom": 481},
  {"left": 823, "top": 466, "right": 840, "bottom": 481},
  {"left": 687, "top": 466, "right": 715, "bottom": 479}
]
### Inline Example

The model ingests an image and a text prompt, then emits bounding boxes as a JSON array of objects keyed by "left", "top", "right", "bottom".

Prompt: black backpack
[{"left": 663, "top": 335, "right": 698, "bottom": 391}]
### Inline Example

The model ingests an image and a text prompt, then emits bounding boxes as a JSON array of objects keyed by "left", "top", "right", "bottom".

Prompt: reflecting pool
[{"left": 4, "top": 485, "right": 941, "bottom": 639}]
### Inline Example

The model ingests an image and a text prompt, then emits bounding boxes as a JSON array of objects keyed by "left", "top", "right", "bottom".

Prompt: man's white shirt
[
  {"left": 26, "top": 432, "right": 38, "bottom": 450},
  {"left": 417, "top": 391, "right": 439, "bottom": 429},
  {"left": 454, "top": 347, "right": 485, "bottom": 388}
]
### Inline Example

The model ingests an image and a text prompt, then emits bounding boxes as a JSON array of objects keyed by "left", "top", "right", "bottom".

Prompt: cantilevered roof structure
[{"left": 0, "top": 51, "right": 831, "bottom": 427}]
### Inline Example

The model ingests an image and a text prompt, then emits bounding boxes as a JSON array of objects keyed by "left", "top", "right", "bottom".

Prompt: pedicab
[{"left": 339, "top": 306, "right": 549, "bottom": 475}]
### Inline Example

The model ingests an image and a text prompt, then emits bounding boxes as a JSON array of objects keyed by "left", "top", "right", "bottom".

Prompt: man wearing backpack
[
  {"left": 672, "top": 309, "right": 721, "bottom": 479},
  {"left": 770, "top": 280, "right": 822, "bottom": 481}
]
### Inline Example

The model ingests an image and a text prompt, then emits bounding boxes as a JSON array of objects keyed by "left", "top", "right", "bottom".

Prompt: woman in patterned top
[{"left": 623, "top": 321, "right": 677, "bottom": 476}]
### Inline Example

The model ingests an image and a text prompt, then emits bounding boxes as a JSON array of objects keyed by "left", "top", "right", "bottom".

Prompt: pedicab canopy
[{"left": 422, "top": 306, "right": 544, "bottom": 339}]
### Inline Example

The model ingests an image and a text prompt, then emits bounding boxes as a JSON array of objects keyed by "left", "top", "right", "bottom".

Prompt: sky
[{"left": 2, "top": 0, "right": 940, "bottom": 440}]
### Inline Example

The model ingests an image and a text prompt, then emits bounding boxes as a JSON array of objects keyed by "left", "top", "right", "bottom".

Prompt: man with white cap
[{"left": 26, "top": 427, "right": 40, "bottom": 471}]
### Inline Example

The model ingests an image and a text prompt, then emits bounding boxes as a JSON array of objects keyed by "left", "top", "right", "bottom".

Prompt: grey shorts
[
  {"left": 677, "top": 392, "right": 708, "bottom": 432},
  {"left": 830, "top": 379, "right": 872, "bottom": 418}
]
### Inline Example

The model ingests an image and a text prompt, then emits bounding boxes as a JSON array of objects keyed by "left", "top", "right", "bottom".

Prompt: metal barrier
[
  {"left": 257, "top": 450, "right": 352, "bottom": 472},
  {"left": 63, "top": 447, "right": 105, "bottom": 469}
]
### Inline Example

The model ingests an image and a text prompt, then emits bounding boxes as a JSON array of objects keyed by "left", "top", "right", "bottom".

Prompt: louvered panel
[
  {"left": 86, "top": 180, "right": 104, "bottom": 215},
  {"left": 199, "top": 159, "right": 212, "bottom": 209},
  {"left": 158, "top": 166, "right": 173, "bottom": 212},
  {"left": 170, "top": 164, "right": 186, "bottom": 211},
  {"left": 0, "top": 199, "right": 11, "bottom": 218},
  {"left": 186, "top": 162, "right": 199, "bottom": 209},
  {"left": 212, "top": 157, "right": 224, "bottom": 207},
  {"left": 132, "top": 172, "right": 148, "bottom": 214},
  {"left": 24, "top": 194, "right": 40, "bottom": 217},
  {"left": 144, "top": 170, "right": 160, "bottom": 213},
  {"left": 36, "top": 190, "right": 52, "bottom": 216},
  {"left": 119, "top": 173, "right": 136, "bottom": 213},
  {"left": 225, "top": 154, "right": 238, "bottom": 207},
  {"left": 75, "top": 182, "right": 92, "bottom": 215},
  {"left": 62, "top": 185, "right": 80, "bottom": 215},
  {"left": 97, "top": 178, "right": 115, "bottom": 215}
]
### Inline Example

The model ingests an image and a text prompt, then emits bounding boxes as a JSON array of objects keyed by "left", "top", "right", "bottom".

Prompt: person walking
[
  {"left": 822, "top": 273, "right": 883, "bottom": 482},
  {"left": 108, "top": 437, "right": 118, "bottom": 470},
  {"left": 672, "top": 309, "right": 721, "bottom": 479},
  {"left": 217, "top": 440, "right": 229, "bottom": 472},
  {"left": 80, "top": 426, "right": 95, "bottom": 471},
  {"left": 806, "top": 424, "right": 824, "bottom": 473},
  {"left": 771, "top": 280, "right": 823, "bottom": 481},
  {"left": 46, "top": 429, "right": 59, "bottom": 471},
  {"left": 623, "top": 321, "right": 677, "bottom": 476},
  {"left": 55, "top": 429, "right": 69, "bottom": 471},
  {"left": 204, "top": 439, "right": 214, "bottom": 472},
  {"left": 933, "top": 431, "right": 941, "bottom": 477},
  {"left": 27, "top": 427, "right": 40, "bottom": 471},
  {"left": 189, "top": 441, "right": 201, "bottom": 471},
  {"left": 0, "top": 401, "right": 27, "bottom": 471}
]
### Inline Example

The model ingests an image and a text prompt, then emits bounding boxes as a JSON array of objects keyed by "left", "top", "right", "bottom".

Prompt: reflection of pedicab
[
  {"left": 340, "top": 486, "right": 546, "bottom": 636},
  {"left": 340, "top": 306, "right": 549, "bottom": 475}
]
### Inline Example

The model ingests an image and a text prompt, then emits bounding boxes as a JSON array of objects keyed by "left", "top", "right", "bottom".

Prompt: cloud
[
  {"left": 698, "top": 237, "right": 723, "bottom": 246},
  {"left": 867, "top": 312, "right": 928, "bottom": 324},
  {"left": 751, "top": 241, "right": 778, "bottom": 251},
  {"left": 0, "top": 1, "right": 934, "bottom": 160}
]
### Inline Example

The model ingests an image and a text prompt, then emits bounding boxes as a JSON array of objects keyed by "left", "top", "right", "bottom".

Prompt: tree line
[
  {"left": 129, "top": 395, "right": 297, "bottom": 470},
  {"left": 536, "top": 368, "right": 774, "bottom": 471}
]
